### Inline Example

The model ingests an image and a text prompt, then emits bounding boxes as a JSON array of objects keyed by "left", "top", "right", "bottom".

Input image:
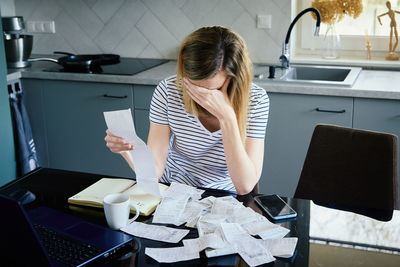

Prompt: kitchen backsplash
[{"left": 3, "top": 0, "right": 292, "bottom": 64}]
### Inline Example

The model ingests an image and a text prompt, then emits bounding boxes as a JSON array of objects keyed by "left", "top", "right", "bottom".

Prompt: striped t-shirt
[{"left": 149, "top": 75, "right": 269, "bottom": 192}]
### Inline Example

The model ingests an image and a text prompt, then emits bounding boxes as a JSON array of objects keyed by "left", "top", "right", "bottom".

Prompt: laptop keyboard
[{"left": 33, "top": 223, "right": 103, "bottom": 266}]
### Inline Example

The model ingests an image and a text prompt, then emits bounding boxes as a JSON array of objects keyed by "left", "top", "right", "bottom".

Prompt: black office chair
[{"left": 294, "top": 124, "right": 399, "bottom": 221}]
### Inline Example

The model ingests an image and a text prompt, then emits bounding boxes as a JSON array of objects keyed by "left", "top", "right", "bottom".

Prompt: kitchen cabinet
[
  {"left": 22, "top": 79, "right": 135, "bottom": 178},
  {"left": 0, "top": 10, "right": 17, "bottom": 185},
  {"left": 353, "top": 97, "right": 400, "bottom": 207},
  {"left": 20, "top": 73, "right": 399, "bottom": 205},
  {"left": 133, "top": 85, "right": 155, "bottom": 142},
  {"left": 259, "top": 93, "right": 353, "bottom": 198},
  {"left": 134, "top": 109, "right": 150, "bottom": 142}
]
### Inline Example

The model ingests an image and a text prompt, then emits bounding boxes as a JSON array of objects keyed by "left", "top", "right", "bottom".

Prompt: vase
[{"left": 322, "top": 24, "right": 341, "bottom": 59}]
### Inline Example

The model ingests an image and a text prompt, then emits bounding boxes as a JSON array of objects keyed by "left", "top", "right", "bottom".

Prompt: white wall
[
  {"left": 5, "top": 0, "right": 292, "bottom": 64},
  {"left": 0, "top": 0, "right": 16, "bottom": 16}
]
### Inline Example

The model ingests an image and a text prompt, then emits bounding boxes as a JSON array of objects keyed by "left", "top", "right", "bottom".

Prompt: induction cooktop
[{"left": 43, "top": 58, "right": 169, "bottom": 75}]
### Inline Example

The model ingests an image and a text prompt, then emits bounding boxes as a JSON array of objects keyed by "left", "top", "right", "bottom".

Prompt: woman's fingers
[
  {"left": 104, "top": 129, "right": 134, "bottom": 153},
  {"left": 184, "top": 79, "right": 199, "bottom": 102},
  {"left": 183, "top": 77, "right": 233, "bottom": 120},
  {"left": 221, "top": 77, "right": 231, "bottom": 94},
  {"left": 106, "top": 141, "right": 134, "bottom": 152},
  {"left": 105, "top": 129, "right": 114, "bottom": 136},
  {"left": 105, "top": 129, "right": 127, "bottom": 143},
  {"left": 184, "top": 78, "right": 208, "bottom": 103},
  {"left": 185, "top": 84, "right": 202, "bottom": 104}
]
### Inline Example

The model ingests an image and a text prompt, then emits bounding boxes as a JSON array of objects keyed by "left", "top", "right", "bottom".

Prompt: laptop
[{"left": 0, "top": 194, "right": 135, "bottom": 267}]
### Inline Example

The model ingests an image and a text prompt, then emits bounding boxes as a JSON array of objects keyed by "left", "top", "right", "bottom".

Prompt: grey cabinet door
[
  {"left": 134, "top": 110, "right": 150, "bottom": 143},
  {"left": 134, "top": 85, "right": 155, "bottom": 110},
  {"left": 133, "top": 85, "right": 155, "bottom": 142},
  {"left": 38, "top": 80, "right": 134, "bottom": 178},
  {"left": 353, "top": 97, "right": 400, "bottom": 207},
  {"left": 260, "top": 93, "right": 353, "bottom": 197}
]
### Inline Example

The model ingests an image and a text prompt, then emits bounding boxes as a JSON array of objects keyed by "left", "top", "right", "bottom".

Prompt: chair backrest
[{"left": 294, "top": 124, "right": 399, "bottom": 221}]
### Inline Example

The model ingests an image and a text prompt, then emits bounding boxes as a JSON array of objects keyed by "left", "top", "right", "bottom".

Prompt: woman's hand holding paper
[{"left": 104, "top": 129, "right": 134, "bottom": 153}]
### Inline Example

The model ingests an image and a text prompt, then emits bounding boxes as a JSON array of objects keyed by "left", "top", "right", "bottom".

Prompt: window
[
  {"left": 295, "top": 0, "right": 400, "bottom": 61},
  {"left": 310, "top": 202, "right": 400, "bottom": 253}
]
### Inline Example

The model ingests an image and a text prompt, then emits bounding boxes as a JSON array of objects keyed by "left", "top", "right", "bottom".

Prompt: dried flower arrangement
[{"left": 311, "top": 0, "right": 364, "bottom": 24}]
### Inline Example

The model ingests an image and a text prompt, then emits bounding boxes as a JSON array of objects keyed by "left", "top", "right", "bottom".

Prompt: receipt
[
  {"left": 259, "top": 237, "right": 298, "bottom": 258},
  {"left": 199, "top": 196, "right": 217, "bottom": 207},
  {"left": 210, "top": 197, "right": 242, "bottom": 216},
  {"left": 220, "top": 223, "right": 275, "bottom": 266},
  {"left": 220, "top": 222, "right": 247, "bottom": 243},
  {"left": 120, "top": 176, "right": 296, "bottom": 265},
  {"left": 121, "top": 222, "right": 189, "bottom": 243},
  {"left": 152, "top": 194, "right": 190, "bottom": 225},
  {"left": 145, "top": 246, "right": 199, "bottom": 263},
  {"left": 104, "top": 109, "right": 160, "bottom": 197},
  {"left": 236, "top": 235, "right": 275, "bottom": 266},
  {"left": 180, "top": 201, "right": 206, "bottom": 227},
  {"left": 183, "top": 234, "right": 226, "bottom": 251},
  {"left": 162, "top": 182, "right": 205, "bottom": 200},
  {"left": 197, "top": 214, "right": 228, "bottom": 236},
  {"left": 257, "top": 225, "right": 290, "bottom": 240},
  {"left": 228, "top": 206, "right": 264, "bottom": 224}
]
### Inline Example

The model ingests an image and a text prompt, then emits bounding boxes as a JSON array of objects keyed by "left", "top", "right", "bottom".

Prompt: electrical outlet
[
  {"left": 26, "top": 21, "right": 36, "bottom": 32},
  {"left": 43, "top": 21, "right": 56, "bottom": 33},
  {"left": 36, "top": 21, "right": 45, "bottom": 32},
  {"left": 257, "top": 15, "right": 272, "bottom": 29},
  {"left": 25, "top": 21, "right": 56, "bottom": 33}
]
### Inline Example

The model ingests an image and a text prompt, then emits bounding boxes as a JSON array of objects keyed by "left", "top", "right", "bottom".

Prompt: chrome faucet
[{"left": 280, "top": 7, "right": 321, "bottom": 69}]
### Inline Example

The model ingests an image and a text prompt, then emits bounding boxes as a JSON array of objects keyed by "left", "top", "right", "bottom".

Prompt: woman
[{"left": 105, "top": 26, "right": 269, "bottom": 195}]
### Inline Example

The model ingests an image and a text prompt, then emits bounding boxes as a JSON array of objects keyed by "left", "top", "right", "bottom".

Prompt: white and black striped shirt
[{"left": 150, "top": 75, "right": 269, "bottom": 193}]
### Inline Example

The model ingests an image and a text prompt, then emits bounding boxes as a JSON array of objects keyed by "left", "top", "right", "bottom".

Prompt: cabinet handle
[
  {"left": 103, "top": 94, "right": 128, "bottom": 99},
  {"left": 315, "top": 107, "right": 346, "bottom": 113}
]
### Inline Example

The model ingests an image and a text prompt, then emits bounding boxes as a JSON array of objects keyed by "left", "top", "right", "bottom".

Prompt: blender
[{"left": 2, "top": 16, "right": 33, "bottom": 68}]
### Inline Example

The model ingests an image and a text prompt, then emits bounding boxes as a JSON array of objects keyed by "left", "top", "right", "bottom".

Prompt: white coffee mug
[{"left": 103, "top": 193, "right": 139, "bottom": 230}]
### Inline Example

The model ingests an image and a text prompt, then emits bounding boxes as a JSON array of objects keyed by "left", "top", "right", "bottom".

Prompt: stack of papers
[{"left": 121, "top": 182, "right": 298, "bottom": 266}]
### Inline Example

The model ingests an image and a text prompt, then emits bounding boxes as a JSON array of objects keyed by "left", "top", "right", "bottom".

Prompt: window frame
[{"left": 294, "top": 0, "right": 397, "bottom": 61}]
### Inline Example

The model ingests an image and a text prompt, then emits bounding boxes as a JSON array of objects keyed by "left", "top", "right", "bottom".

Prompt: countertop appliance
[
  {"left": 2, "top": 16, "right": 33, "bottom": 68},
  {"left": 42, "top": 57, "right": 169, "bottom": 75}
]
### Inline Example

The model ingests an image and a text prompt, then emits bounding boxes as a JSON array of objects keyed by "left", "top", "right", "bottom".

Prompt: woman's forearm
[
  {"left": 148, "top": 144, "right": 168, "bottom": 180},
  {"left": 219, "top": 111, "right": 260, "bottom": 195},
  {"left": 147, "top": 123, "right": 171, "bottom": 180},
  {"left": 120, "top": 151, "right": 135, "bottom": 172}
]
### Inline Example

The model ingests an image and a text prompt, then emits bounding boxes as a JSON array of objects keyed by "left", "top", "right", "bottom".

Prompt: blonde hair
[{"left": 176, "top": 26, "right": 253, "bottom": 142}]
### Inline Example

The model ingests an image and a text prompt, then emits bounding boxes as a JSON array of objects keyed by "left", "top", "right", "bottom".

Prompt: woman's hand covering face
[{"left": 184, "top": 76, "right": 233, "bottom": 120}]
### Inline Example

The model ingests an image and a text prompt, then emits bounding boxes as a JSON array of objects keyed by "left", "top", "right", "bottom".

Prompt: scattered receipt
[
  {"left": 121, "top": 222, "right": 189, "bottom": 243},
  {"left": 104, "top": 108, "right": 160, "bottom": 197},
  {"left": 118, "top": 180, "right": 297, "bottom": 265},
  {"left": 145, "top": 246, "right": 199, "bottom": 263}
]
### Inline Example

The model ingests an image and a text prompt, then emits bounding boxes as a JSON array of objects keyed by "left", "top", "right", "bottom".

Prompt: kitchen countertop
[
  {"left": 6, "top": 59, "right": 176, "bottom": 86},
  {"left": 6, "top": 59, "right": 400, "bottom": 100}
]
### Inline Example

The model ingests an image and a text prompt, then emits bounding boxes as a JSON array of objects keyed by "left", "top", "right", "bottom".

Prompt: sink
[{"left": 254, "top": 65, "right": 362, "bottom": 87}]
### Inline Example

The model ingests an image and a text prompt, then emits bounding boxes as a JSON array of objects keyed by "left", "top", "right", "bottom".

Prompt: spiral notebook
[{"left": 68, "top": 178, "right": 169, "bottom": 216}]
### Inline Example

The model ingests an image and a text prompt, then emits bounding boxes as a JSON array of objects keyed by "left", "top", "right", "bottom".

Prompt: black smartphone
[{"left": 254, "top": 194, "right": 297, "bottom": 220}]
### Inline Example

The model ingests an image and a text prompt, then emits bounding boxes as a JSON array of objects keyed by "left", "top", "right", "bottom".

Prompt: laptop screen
[{"left": 0, "top": 194, "right": 135, "bottom": 266}]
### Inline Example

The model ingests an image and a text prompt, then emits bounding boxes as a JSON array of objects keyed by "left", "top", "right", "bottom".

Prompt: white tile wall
[
  {"left": 0, "top": 0, "right": 16, "bottom": 16},
  {"left": 10, "top": 0, "right": 292, "bottom": 64},
  {"left": 92, "top": 0, "right": 124, "bottom": 24}
]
